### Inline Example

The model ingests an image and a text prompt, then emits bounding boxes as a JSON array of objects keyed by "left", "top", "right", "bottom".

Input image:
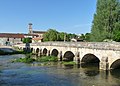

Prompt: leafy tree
[
  {"left": 91, "top": 0, "right": 120, "bottom": 42},
  {"left": 59, "top": 32, "right": 66, "bottom": 41},
  {"left": 23, "top": 38, "right": 32, "bottom": 43},
  {"left": 113, "top": 29, "right": 120, "bottom": 41},
  {"left": 85, "top": 33, "right": 91, "bottom": 42},
  {"left": 43, "top": 29, "right": 79, "bottom": 42},
  {"left": 80, "top": 34, "right": 85, "bottom": 40},
  {"left": 43, "top": 29, "right": 58, "bottom": 41}
]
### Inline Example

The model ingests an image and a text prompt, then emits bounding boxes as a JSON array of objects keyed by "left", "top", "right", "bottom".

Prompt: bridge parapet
[{"left": 30, "top": 42, "right": 120, "bottom": 50}]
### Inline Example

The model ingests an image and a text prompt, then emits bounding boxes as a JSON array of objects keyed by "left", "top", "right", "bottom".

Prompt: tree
[
  {"left": 91, "top": 0, "right": 120, "bottom": 42},
  {"left": 23, "top": 38, "right": 32, "bottom": 43},
  {"left": 80, "top": 34, "right": 85, "bottom": 40},
  {"left": 43, "top": 29, "right": 58, "bottom": 41},
  {"left": 85, "top": 33, "right": 91, "bottom": 42},
  {"left": 43, "top": 28, "right": 80, "bottom": 42},
  {"left": 113, "top": 31, "right": 120, "bottom": 41},
  {"left": 59, "top": 32, "right": 66, "bottom": 41}
]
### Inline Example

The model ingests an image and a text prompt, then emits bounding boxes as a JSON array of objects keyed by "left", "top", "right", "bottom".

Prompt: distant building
[
  {"left": 0, "top": 33, "right": 24, "bottom": 46},
  {"left": 0, "top": 23, "right": 46, "bottom": 45},
  {"left": 0, "top": 33, "right": 38, "bottom": 46},
  {"left": 28, "top": 23, "right": 46, "bottom": 43}
]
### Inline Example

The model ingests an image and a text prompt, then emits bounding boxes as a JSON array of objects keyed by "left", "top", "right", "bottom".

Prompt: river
[{"left": 0, "top": 54, "right": 120, "bottom": 86}]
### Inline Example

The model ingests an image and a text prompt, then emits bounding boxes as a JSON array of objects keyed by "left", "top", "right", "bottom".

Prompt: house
[{"left": 0, "top": 33, "right": 24, "bottom": 46}]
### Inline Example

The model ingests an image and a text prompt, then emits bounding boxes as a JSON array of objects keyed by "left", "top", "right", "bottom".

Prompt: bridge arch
[
  {"left": 81, "top": 53, "right": 100, "bottom": 63},
  {"left": 51, "top": 49, "right": 59, "bottom": 57},
  {"left": 43, "top": 48, "right": 47, "bottom": 56},
  {"left": 63, "top": 51, "right": 75, "bottom": 61},
  {"left": 110, "top": 59, "right": 120, "bottom": 69},
  {"left": 36, "top": 48, "right": 39, "bottom": 54},
  {"left": 31, "top": 48, "right": 33, "bottom": 53}
]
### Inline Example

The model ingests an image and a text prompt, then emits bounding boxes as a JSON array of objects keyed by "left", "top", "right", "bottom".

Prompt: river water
[{"left": 0, "top": 55, "right": 120, "bottom": 86}]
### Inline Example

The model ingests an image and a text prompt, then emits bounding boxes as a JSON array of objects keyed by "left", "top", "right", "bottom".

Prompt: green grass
[
  {"left": 62, "top": 61, "right": 76, "bottom": 66},
  {"left": 12, "top": 54, "right": 35, "bottom": 63}
]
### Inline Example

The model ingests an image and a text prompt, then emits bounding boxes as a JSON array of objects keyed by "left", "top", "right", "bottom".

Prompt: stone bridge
[{"left": 14, "top": 42, "right": 120, "bottom": 70}]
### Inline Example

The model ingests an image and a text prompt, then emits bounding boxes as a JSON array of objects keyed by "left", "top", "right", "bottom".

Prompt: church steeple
[{"left": 28, "top": 23, "right": 33, "bottom": 34}]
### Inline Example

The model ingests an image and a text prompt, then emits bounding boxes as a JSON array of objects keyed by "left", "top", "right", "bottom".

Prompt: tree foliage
[
  {"left": 43, "top": 29, "right": 78, "bottom": 42},
  {"left": 91, "top": 0, "right": 120, "bottom": 42},
  {"left": 43, "top": 29, "right": 58, "bottom": 41},
  {"left": 23, "top": 38, "right": 32, "bottom": 43}
]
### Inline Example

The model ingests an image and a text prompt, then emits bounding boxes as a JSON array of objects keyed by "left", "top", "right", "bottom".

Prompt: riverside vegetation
[
  {"left": 12, "top": 53, "right": 76, "bottom": 66},
  {"left": 12, "top": 54, "right": 58, "bottom": 63}
]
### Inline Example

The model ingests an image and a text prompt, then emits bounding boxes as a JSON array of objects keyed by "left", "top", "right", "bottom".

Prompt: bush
[
  {"left": 15, "top": 57, "right": 34, "bottom": 63},
  {"left": 23, "top": 38, "right": 32, "bottom": 43},
  {"left": 13, "top": 54, "right": 34, "bottom": 63}
]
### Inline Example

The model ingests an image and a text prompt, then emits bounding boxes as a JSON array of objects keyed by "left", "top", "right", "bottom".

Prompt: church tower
[{"left": 28, "top": 23, "right": 33, "bottom": 34}]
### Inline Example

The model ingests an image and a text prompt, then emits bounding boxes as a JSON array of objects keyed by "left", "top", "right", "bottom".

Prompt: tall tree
[
  {"left": 91, "top": 0, "right": 120, "bottom": 42},
  {"left": 43, "top": 29, "right": 58, "bottom": 41}
]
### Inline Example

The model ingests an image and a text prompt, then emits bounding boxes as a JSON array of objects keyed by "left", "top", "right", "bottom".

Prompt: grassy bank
[
  {"left": 62, "top": 61, "right": 76, "bottom": 66},
  {"left": 12, "top": 55, "right": 58, "bottom": 63},
  {"left": 12, "top": 54, "right": 35, "bottom": 63}
]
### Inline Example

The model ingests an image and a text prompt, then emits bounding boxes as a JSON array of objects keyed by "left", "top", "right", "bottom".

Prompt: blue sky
[{"left": 0, "top": 0, "right": 97, "bottom": 34}]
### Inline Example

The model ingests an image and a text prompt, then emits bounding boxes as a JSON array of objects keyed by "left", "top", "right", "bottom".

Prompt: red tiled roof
[{"left": 0, "top": 33, "right": 24, "bottom": 38}]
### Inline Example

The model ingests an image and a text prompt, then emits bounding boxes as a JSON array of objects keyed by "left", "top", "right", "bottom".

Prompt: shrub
[{"left": 13, "top": 54, "right": 34, "bottom": 63}]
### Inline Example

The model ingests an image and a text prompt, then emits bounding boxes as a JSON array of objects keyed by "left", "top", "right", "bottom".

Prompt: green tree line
[
  {"left": 43, "top": 29, "right": 77, "bottom": 42},
  {"left": 91, "top": 0, "right": 120, "bottom": 42}
]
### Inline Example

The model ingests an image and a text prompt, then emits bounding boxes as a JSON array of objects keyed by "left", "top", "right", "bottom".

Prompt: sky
[{"left": 0, "top": 0, "right": 97, "bottom": 34}]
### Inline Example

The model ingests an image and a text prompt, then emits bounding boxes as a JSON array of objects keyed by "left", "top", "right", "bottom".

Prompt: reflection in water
[
  {"left": 81, "top": 63, "right": 99, "bottom": 68},
  {"left": 110, "top": 69, "right": 120, "bottom": 78},
  {"left": 0, "top": 55, "right": 120, "bottom": 86},
  {"left": 84, "top": 70, "right": 99, "bottom": 76},
  {"left": 81, "top": 63, "right": 99, "bottom": 76}
]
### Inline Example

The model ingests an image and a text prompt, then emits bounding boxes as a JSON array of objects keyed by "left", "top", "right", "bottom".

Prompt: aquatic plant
[
  {"left": 12, "top": 54, "right": 35, "bottom": 63},
  {"left": 62, "top": 61, "right": 76, "bottom": 66}
]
